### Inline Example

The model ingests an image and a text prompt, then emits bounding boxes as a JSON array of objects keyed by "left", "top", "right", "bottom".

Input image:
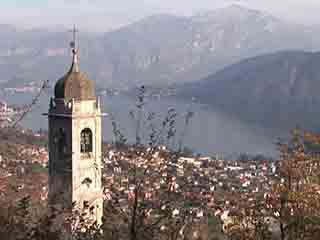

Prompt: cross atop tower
[
  {"left": 69, "top": 25, "right": 79, "bottom": 52},
  {"left": 69, "top": 25, "right": 79, "bottom": 72}
]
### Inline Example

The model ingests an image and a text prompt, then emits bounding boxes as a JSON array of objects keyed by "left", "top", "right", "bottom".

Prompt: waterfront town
[
  {"left": 0, "top": 101, "right": 14, "bottom": 126},
  {"left": 3, "top": 81, "right": 43, "bottom": 94},
  {"left": 0, "top": 100, "right": 25, "bottom": 127},
  {"left": 0, "top": 125, "right": 280, "bottom": 232}
]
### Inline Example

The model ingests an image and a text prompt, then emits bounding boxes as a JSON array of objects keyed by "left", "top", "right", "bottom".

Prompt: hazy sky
[{"left": 2, "top": 0, "right": 320, "bottom": 31}]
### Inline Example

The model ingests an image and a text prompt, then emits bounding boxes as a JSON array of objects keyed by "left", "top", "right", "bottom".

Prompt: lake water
[{"left": 0, "top": 91, "right": 278, "bottom": 157}]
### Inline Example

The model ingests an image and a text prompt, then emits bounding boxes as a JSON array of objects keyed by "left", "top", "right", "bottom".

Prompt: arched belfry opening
[{"left": 81, "top": 128, "right": 93, "bottom": 153}]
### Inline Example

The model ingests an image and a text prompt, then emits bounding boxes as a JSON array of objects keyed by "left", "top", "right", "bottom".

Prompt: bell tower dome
[
  {"left": 54, "top": 47, "right": 94, "bottom": 101},
  {"left": 45, "top": 26, "right": 103, "bottom": 225}
]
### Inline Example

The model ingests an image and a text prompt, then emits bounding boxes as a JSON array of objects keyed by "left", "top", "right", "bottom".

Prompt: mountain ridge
[
  {"left": 178, "top": 50, "right": 320, "bottom": 131},
  {"left": 0, "top": 5, "right": 320, "bottom": 90}
]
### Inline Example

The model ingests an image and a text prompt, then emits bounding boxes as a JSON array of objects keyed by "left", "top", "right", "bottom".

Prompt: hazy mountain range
[
  {"left": 1, "top": 5, "right": 320, "bottom": 90},
  {"left": 2, "top": 4, "right": 320, "bottom": 131},
  {"left": 178, "top": 50, "right": 320, "bottom": 130}
]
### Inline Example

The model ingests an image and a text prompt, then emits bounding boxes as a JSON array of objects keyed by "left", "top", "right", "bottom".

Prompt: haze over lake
[{"left": 0, "top": 91, "right": 278, "bottom": 157}]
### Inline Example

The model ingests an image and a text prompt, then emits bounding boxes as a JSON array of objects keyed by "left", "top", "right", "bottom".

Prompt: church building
[{"left": 45, "top": 29, "right": 103, "bottom": 224}]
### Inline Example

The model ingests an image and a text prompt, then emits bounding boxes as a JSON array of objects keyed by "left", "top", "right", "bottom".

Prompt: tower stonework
[{"left": 46, "top": 34, "right": 103, "bottom": 224}]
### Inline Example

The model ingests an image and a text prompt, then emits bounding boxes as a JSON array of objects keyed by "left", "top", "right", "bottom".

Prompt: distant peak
[
  {"left": 224, "top": 4, "right": 250, "bottom": 11},
  {"left": 192, "top": 4, "right": 273, "bottom": 22},
  {"left": 217, "top": 4, "right": 263, "bottom": 15}
]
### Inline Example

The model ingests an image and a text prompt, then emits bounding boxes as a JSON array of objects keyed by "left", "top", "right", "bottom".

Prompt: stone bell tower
[{"left": 45, "top": 27, "right": 103, "bottom": 224}]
